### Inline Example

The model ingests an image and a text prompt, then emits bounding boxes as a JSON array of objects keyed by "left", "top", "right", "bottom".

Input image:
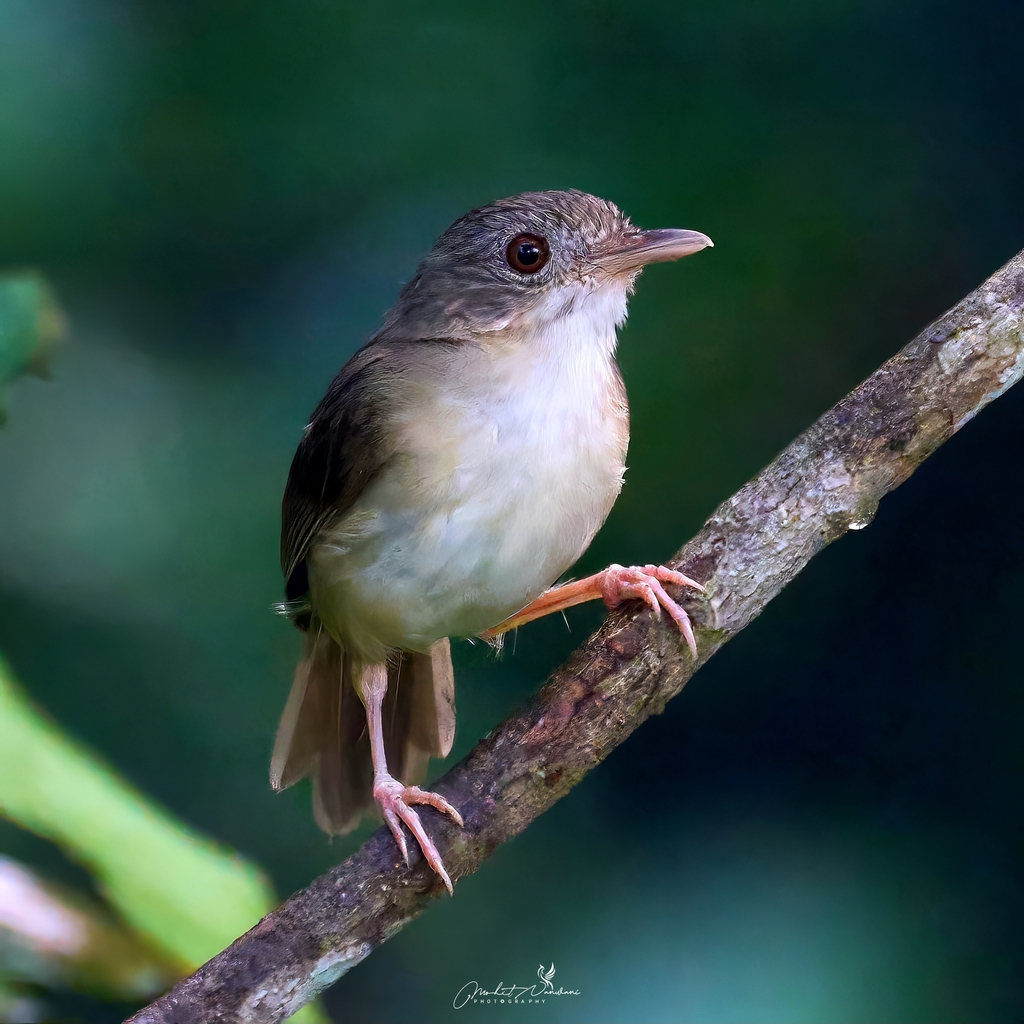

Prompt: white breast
[{"left": 311, "top": 279, "right": 631, "bottom": 659}]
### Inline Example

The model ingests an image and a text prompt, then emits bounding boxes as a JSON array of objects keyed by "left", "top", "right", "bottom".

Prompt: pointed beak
[{"left": 592, "top": 227, "right": 713, "bottom": 276}]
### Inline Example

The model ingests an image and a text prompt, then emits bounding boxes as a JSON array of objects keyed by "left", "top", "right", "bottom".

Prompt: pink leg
[
  {"left": 362, "top": 663, "right": 464, "bottom": 894},
  {"left": 481, "top": 564, "right": 705, "bottom": 657}
]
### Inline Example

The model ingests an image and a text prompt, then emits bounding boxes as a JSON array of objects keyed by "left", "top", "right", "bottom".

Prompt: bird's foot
[
  {"left": 597, "top": 564, "right": 704, "bottom": 657},
  {"left": 481, "top": 562, "right": 705, "bottom": 656},
  {"left": 373, "top": 773, "right": 463, "bottom": 894}
]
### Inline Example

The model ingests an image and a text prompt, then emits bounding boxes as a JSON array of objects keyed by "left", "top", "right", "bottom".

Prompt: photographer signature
[{"left": 453, "top": 963, "right": 581, "bottom": 1009}]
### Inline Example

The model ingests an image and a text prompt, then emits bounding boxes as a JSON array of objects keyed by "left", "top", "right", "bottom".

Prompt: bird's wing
[
  {"left": 281, "top": 337, "right": 465, "bottom": 607},
  {"left": 281, "top": 341, "right": 405, "bottom": 600}
]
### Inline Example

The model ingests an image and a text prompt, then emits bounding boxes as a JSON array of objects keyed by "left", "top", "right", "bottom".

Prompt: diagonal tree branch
[{"left": 128, "top": 249, "right": 1024, "bottom": 1024}]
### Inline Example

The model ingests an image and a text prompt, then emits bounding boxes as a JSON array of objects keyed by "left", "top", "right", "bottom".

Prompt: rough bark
[{"left": 128, "top": 249, "right": 1024, "bottom": 1024}]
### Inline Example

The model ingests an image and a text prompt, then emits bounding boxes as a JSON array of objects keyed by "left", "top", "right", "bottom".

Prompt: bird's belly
[{"left": 309, "top": 399, "right": 626, "bottom": 658}]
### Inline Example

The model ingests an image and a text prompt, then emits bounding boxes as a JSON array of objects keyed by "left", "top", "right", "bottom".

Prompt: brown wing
[
  {"left": 281, "top": 337, "right": 468, "bottom": 612},
  {"left": 280, "top": 341, "right": 404, "bottom": 612}
]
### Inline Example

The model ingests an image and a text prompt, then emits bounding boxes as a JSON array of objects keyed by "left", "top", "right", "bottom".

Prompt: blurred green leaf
[
  {"left": 0, "top": 274, "right": 64, "bottom": 422},
  {"left": 0, "top": 855, "right": 180, "bottom": 1001},
  {"left": 0, "top": 656, "right": 273, "bottom": 968},
  {"left": 0, "top": 661, "right": 328, "bottom": 1022}
]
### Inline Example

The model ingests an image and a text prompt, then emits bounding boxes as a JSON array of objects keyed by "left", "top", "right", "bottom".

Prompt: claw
[
  {"left": 373, "top": 775, "right": 462, "bottom": 894},
  {"left": 643, "top": 564, "right": 706, "bottom": 594},
  {"left": 381, "top": 805, "right": 411, "bottom": 865},
  {"left": 599, "top": 563, "right": 701, "bottom": 658}
]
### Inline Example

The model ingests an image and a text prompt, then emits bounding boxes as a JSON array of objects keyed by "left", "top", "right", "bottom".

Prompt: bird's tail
[{"left": 269, "top": 626, "right": 456, "bottom": 834}]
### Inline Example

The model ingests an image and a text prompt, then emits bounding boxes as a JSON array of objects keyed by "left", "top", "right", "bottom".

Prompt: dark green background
[{"left": 1, "top": 1, "right": 1022, "bottom": 1020}]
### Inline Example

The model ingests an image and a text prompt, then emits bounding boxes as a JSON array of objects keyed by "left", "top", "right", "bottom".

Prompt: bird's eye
[{"left": 505, "top": 233, "right": 550, "bottom": 274}]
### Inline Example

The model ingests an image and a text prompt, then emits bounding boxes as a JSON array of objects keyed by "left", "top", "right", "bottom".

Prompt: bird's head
[{"left": 376, "top": 190, "right": 712, "bottom": 347}]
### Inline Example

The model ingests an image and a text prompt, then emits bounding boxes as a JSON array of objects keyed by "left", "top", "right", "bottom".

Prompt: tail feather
[
  {"left": 311, "top": 648, "right": 372, "bottom": 835},
  {"left": 270, "top": 628, "right": 456, "bottom": 835},
  {"left": 405, "top": 638, "right": 456, "bottom": 759}
]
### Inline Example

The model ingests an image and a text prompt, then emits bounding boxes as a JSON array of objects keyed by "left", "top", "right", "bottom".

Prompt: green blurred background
[{"left": 1, "top": 1, "right": 1023, "bottom": 1020}]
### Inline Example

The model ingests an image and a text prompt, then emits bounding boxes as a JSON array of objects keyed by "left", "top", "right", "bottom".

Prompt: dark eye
[{"left": 506, "top": 233, "right": 550, "bottom": 274}]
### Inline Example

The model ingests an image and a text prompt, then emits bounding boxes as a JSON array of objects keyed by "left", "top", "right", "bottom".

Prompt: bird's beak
[{"left": 592, "top": 227, "right": 713, "bottom": 276}]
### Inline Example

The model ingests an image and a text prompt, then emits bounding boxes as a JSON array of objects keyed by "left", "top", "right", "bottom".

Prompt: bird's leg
[
  {"left": 481, "top": 564, "right": 705, "bottom": 657},
  {"left": 361, "top": 662, "right": 463, "bottom": 894}
]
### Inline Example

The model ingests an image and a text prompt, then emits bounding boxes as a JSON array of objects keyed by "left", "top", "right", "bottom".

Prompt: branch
[{"left": 128, "top": 250, "right": 1024, "bottom": 1024}]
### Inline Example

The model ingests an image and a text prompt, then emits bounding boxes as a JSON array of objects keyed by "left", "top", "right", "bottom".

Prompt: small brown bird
[{"left": 271, "top": 190, "right": 712, "bottom": 891}]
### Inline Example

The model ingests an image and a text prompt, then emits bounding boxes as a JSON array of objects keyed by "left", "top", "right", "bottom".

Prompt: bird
[{"left": 270, "top": 190, "right": 712, "bottom": 893}]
